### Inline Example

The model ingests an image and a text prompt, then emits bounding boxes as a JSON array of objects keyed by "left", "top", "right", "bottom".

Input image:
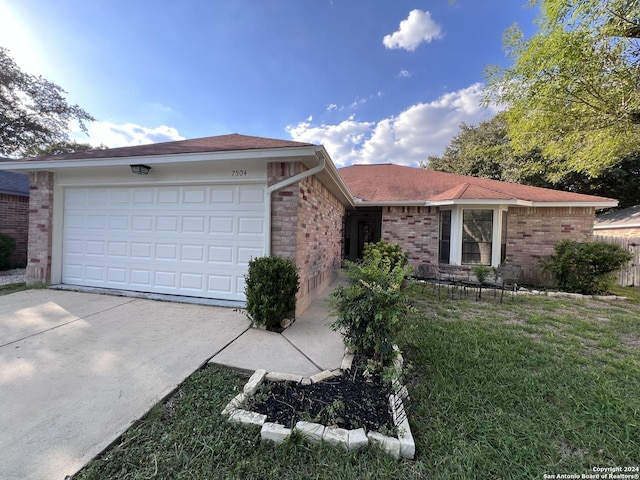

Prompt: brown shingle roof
[
  {"left": 338, "top": 164, "right": 616, "bottom": 204},
  {"left": 21, "top": 133, "right": 314, "bottom": 161}
]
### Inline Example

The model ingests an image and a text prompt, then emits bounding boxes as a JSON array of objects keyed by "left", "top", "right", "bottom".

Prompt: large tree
[
  {"left": 484, "top": 0, "right": 640, "bottom": 178},
  {"left": 425, "top": 113, "right": 640, "bottom": 208},
  {"left": 0, "top": 47, "right": 94, "bottom": 157},
  {"left": 424, "top": 113, "right": 553, "bottom": 186}
]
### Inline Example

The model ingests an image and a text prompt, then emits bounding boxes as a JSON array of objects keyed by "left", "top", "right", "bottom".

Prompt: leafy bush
[
  {"left": 362, "top": 240, "right": 408, "bottom": 271},
  {"left": 539, "top": 240, "right": 632, "bottom": 295},
  {"left": 472, "top": 265, "right": 493, "bottom": 284},
  {"left": 329, "top": 253, "right": 414, "bottom": 369},
  {"left": 244, "top": 256, "right": 300, "bottom": 330},
  {"left": 0, "top": 234, "right": 16, "bottom": 270}
]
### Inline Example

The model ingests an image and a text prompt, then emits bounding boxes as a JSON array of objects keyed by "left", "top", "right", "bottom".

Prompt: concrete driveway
[{"left": 0, "top": 289, "right": 250, "bottom": 480}]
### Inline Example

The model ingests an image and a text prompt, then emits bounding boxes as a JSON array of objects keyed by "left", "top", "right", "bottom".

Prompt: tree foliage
[
  {"left": 485, "top": 0, "right": 640, "bottom": 178},
  {"left": 426, "top": 113, "right": 640, "bottom": 208},
  {"left": 0, "top": 47, "right": 94, "bottom": 157},
  {"left": 425, "top": 114, "right": 552, "bottom": 186}
]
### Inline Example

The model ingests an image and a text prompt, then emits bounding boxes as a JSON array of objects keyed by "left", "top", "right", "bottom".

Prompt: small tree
[
  {"left": 539, "top": 240, "right": 632, "bottom": 295},
  {"left": 362, "top": 240, "right": 409, "bottom": 270},
  {"left": 243, "top": 256, "right": 299, "bottom": 330},
  {"left": 330, "top": 251, "right": 414, "bottom": 370}
]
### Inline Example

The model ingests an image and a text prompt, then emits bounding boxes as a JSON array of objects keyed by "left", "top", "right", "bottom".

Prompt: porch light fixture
[{"left": 130, "top": 164, "right": 151, "bottom": 175}]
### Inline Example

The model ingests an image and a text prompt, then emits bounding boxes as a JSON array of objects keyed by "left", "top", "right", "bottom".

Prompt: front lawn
[{"left": 74, "top": 285, "right": 640, "bottom": 480}]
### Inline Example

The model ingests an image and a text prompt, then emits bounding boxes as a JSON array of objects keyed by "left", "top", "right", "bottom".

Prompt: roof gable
[{"left": 338, "top": 164, "right": 616, "bottom": 206}]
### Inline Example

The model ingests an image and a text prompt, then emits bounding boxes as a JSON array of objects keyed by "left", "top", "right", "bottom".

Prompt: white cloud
[
  {"left": 73, "top": 121, "right": 185, "bottom": 148},
  {"left": 398, "top": 69, "right": 412, "bottom": 78},
  {"left": 383, "top": 10, "right": 443, "bottom": 52},
  {"left": 286, "top": 83, "right": 501, "bottom": 167}
]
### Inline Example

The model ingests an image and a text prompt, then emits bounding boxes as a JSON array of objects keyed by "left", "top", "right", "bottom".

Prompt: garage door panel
[{"left": 63, "top": 185, "right": 265, "bottom": 302}]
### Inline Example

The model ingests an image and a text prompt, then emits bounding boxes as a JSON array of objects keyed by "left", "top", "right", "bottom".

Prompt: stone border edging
[
  {"left": 221, "top": 350, "right": 415, "bottom": 460},
  {"left": 517, "top": 288, "right": 627, "bottom": 301}
]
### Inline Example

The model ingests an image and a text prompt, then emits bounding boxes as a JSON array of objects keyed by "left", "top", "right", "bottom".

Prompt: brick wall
[
  {"left": 268, "top": 161, "right": 345, "bottom": 315},
  {"left": 26, "top": 171, "right": 54, "bottom": 284},
  {"left": 295, "top": 174, "right": 344, "bottom": 313},
  {"left": 381, "top": 206, "right": 439, "bottom": 267},
  {"left": 0, "top": 193, "right": 29, "bottom": 268},
  {"left": 505, "top": 206, "right": 596, "bottom": 285},
  {"left": 269, "top": 162, "right": 300, "bottom": 261}
]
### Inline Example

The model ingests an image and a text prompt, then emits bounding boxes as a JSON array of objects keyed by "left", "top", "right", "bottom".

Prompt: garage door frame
[{"left": 50, "top": 160, "right": 269, "bottom": 303}]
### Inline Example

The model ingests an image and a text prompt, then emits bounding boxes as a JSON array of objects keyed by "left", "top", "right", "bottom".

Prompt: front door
[{"left": 344, "top": 208, "right": 382, "bottom": 261}]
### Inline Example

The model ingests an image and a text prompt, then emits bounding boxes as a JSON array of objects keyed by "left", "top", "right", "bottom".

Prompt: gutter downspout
[{"left": 264, "top": 148, "right": 327, "bottom": 255}]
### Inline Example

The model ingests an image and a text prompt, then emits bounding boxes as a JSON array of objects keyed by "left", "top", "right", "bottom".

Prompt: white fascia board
[
  {"left": 594, "top": 223, "right": 640, "bottom": 230},
  {"left": 528, "top": 201, "right": 619, "bottom": 208},
  {"left": 0, "top": 146, "right": 320, "bottom": 171},
  {"left": 425, "top": 199, "right": 532, "bottom": 207},
  {"left": 353, "top": 199, "right": 427, "bottom": 207}
]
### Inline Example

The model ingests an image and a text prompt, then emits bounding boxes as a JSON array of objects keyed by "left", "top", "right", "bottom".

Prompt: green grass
[{"left": 74, "top": 285, "right": 640, "bottom": 480}]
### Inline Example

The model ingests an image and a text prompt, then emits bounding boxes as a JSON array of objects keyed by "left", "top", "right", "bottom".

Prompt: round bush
[
  {"left": 539, "top": 240, "right": 632, "bottom": 295},
  {"left": 244, "top": 256, "right": 300, "bottom": 330}
]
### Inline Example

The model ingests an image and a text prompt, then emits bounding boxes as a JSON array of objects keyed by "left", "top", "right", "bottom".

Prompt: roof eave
[
  {"left": 353, "top": 199, "right": 427, "bottom": 206},
  {"left": 0, "top": 145, "right": 321, "bottom": 171},
  {"left": 594, "top": 223, "right": 640, "bottom": 230},
  {"left": 426, "top": 199, "right": 531, "bottom": 206},
  {"left": 528, "top": 201, "right": 619, "bottom": 208},
  {"left": 313, "top": 146, "right": 355, "bottom": 208}
]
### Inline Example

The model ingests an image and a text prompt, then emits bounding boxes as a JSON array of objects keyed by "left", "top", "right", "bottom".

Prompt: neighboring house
[
  {"left": 0, "top": 134, "right": 617, "bottom": 312},
  {"left": 0, "top": 167, "right": 30, "bottom": 268},
  {"left": 594, "top": 205, "right": 640, "bottom": 237},
  {"left": 339, "top": 164, "right": 616, "bottom": 285}
]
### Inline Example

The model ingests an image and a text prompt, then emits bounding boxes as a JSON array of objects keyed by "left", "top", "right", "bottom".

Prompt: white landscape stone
[
  {"left": 309, "top": 370, "right": 339, "bottom": 384},
  {"left": 295, "top": 421, "right": 325, "bottom": 445},
  {"left": 221, "top": 393, "right": 247, "bottom": 416},
  {"left": 340, "top": 353, "right": 355, "bottom": 371},
  {"left": 323, "top": 427, "right": 350, "bottom": 451},
  {"left": 243, "top": 369, "right": 267, "bottom": 395},
  {"left": 265, "top": 372, "right": 303, "bottom": 383},
  {"left": 261, "top": 422, "right": 292, "bottom": 443},
  {"left": 368, "top": 431, "right": 401, "bottom": 459},
  {"left": 348, "top": 428, "right": 369, "bottom": 451},
  {"left": 229, "top": 409, "right": 267, "bottom": 427},
  {"left": 397, "top": 417, "right": 416, "bottom": 459}
]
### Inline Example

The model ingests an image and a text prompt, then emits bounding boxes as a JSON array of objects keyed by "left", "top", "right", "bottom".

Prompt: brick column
[{"left": 26, "top": 171, "right": 54, "bottom": 285}]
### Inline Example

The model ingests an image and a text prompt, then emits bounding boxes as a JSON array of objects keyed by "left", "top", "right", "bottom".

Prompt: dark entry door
[{"left": 344, "top": 208, "right": 382, "bottom": 261}]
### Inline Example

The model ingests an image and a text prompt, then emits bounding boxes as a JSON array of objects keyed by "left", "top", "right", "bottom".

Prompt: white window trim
[{"left": 446, "top": 205, "right": 507, "bottom": 267}]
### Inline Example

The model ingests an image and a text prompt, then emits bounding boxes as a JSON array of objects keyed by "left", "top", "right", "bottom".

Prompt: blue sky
[{"left": 1, "top": 1, "right": 537, "bottom": 167}]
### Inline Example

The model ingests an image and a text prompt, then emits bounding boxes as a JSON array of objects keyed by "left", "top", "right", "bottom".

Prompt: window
[
  {"left": 462, "top": 210, "right": 493, "bottom": 265},
  {"left": 439, "top": 210, "right": 451, "bottom": 264}
]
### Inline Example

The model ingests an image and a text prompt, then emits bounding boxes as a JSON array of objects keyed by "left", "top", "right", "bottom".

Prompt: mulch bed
[{"left": 248, "top": 358, "right": 396, "bottom": 432}]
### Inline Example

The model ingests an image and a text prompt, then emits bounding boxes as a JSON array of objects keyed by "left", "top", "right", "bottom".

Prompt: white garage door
[{"left": 62, "top": 185, "right": 266, "bottom": 301}]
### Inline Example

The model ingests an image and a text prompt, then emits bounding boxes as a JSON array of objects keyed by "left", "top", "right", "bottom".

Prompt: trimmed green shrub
[
  {"left": 539, "top": 240, "right": 632, "bottom": 295},
  {"left": 329, "top": 253, "right": 415, "bottom": 369},
  {"left": 362, "top": 240, "right": 409, "bottom": 270},
  {"left": 0, "top": 234, "right": 16, "bottom": 271},
  {"left": 243, "top": 256, "right": 300, "bottom": 330},
  {"left": 472, "top": 265, "right": 492, "bottom": 284}
]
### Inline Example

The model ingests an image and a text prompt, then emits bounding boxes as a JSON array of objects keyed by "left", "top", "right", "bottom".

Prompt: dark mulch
[{"left": 248, "top": 358, "right": 396, "bottom": 432}]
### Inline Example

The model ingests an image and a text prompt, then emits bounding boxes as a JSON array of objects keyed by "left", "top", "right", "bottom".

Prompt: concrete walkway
[
  {"left": 0, "top": 285, "right": 343, "bottom": 480},
  {"left": 209, "top": 281, "right": 345, "bottom": 376}
]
